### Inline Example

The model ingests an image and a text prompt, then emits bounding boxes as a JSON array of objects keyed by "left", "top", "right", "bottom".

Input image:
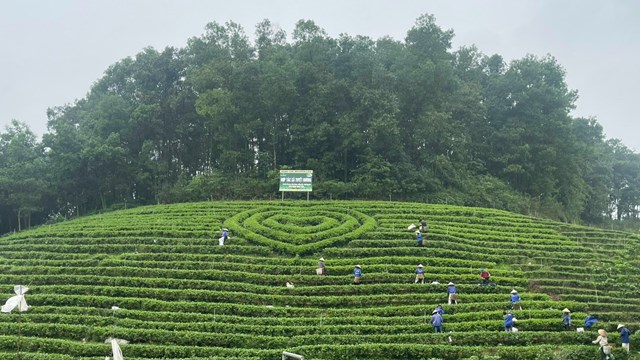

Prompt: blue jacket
[
  {"left": 416, "top": 233, "right": 423, "bottom": 242},
  {"left": 415, "top": 267, "right": 425, "bottom": 275},
  {"left": 354, "top": 268, "right": 362, "bottom": 278},
  {"left": 447, "top": 285, "right": 457, "bottom": 294},
  {"left": 620, "top": 327, "right": 631, "bottom": 343},
  {"left": 562, "top": 313, "right": 571, "bottom": 325},
  {"left": 584, "top": 315, "right": 598, "bottom": 328},
  {"left": 222, "top": 230, "right": 228, "bottom": 238},
  {"left": 510, "top": 294, "right": 520, "bottom": 303},
  {"left": 504, "top": 313, "right": 514, "bottom": 327},
  {"left": 431, "top": 313, "right": 443, "bottom": 326}
]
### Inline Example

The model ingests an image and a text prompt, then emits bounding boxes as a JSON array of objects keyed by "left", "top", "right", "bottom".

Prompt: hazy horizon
[{"left": 1, "top": 0, "right": 638, "bottom": 151}]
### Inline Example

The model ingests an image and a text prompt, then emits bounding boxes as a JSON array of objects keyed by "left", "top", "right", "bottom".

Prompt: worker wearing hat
[
  {"left": 592, "top": 329, "right": 610, "bottom": 360},
  {"left": 415, "top": 229, "right": 423, "bottom": 247},
  {"left": 504, "top": 311, "right": 515, "bottom": 332},
  {"left": 447, "top": 282, "right": 458, "bottom": 305},
  {"left": 510, "top": 289, "right": 522, "bottom": 311},
  {"left": 317, "top": 257, "right": 326, "bottom": 275},
  {"left": 618, "top": 324, "right": 631, "bottom": 353},
  {"left": 431, "top": 308, "right": 444, "bottom": 333},
  {"left": 562, "top": 308, "right": 572, "bottom": 330},
  {"left": 353, "top": 264, "right": 362, "bottom": 285},
  {"left": 218, "top": 228, "right": 229, "bottom": 246},
  {"left": 414, "top": 264, "right": 425, "bottom": 284},
  {"left": 434, "top": 304, "right": 444, "bottom": 316}
]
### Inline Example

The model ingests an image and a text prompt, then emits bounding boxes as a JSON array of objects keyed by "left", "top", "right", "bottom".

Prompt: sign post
[{"left": 279, "top": 170, "right": 313, "bottom": 201}]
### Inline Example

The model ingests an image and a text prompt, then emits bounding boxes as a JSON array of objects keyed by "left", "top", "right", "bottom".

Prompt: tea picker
[
  {"left": 219, "top": 228, "right": 230, "bottom": 246},
  {"left": 414, "top": 263, "right": 425, "bottom": 284},
  {"left": 504, "top": 311, "right": 516, "bottom": 332},
  {"left": 353, "top": 264, "right": 362, "bottom": 285},
  {"left": 415, "top": 230, "right": 423, "bottom": 247},
  {"left": 447, "top": 282, "right": 458, "bottom": 305},
  {"left": 317, "top": 257, "right": 326, "bottom": 275},
  {"left": 617, "top": 324, "right": 631, "bottom": 353},
  {"left": 562, "top": 308, "right": 572, "bottom": 330},
  {"left": 431, "top": 309, "right": 444, "bottom": 333},
  {"left": 510, "top": 289, "right": 522, "bottom": 310}
]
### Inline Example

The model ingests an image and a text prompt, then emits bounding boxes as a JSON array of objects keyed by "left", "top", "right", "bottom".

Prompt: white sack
[
  {"left": 111, "top": 338, "right": 124, "bottom": 360},
  {"left": 408, "top": 224, "right": 416, "bottom": 230},
  {"left": 218, "top": 237, "right": 225, "bottom": 246},
  {"left": 1, "top": 285, "right": 29, "bottom": 313},
  {"left": 105, "top": 338, "right": 128, "bottom": 360}
]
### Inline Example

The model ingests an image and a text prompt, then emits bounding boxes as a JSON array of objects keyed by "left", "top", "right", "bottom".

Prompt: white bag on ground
[
  {"left": 1, "top": 285, "right": 29, "bottom": 313},
  {"left": 111, "top": 339, "right": 123, "bottom": 360},
  {"left": 105, "top": 338, "right": 128, "bottom": 360}
]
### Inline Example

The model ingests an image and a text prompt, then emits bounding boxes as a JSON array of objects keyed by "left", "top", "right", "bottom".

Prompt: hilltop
[{"left": 0, "top": 201, "right": 638, "bottom": 359}]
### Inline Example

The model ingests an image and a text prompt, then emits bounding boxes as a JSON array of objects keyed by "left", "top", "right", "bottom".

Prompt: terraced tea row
[{"left": 0, "top": 201, "right": 638, "bottom": 359}]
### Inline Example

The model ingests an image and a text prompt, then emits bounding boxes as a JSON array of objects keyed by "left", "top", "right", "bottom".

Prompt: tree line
[{"left": 1, "top": 14, "right": 639, "bottom": 234}]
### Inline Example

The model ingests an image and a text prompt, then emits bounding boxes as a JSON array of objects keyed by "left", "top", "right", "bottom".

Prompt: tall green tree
[{"left": 0, "top": 121, "right": 47, "bottom": 231}]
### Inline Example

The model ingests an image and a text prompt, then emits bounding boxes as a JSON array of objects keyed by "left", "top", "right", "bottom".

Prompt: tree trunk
[{"left": 17, "top": 208, "right": 21, "bottom": 232}]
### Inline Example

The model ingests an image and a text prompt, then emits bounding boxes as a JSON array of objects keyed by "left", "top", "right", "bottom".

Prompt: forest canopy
[{"left": 1, "top": 14, "right": 639, "bottom": 234}]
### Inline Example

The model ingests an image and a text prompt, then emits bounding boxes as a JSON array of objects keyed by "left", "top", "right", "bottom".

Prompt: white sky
[{"left": 1, "top": 0, "right": 638, "bottom": 151}]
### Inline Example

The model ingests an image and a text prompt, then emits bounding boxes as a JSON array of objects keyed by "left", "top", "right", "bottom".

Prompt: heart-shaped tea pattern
[{"left": 225, "top": 205, "right": 377, "bottom": 254}]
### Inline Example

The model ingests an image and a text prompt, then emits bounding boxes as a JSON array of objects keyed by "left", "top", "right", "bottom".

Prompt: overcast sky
[{"left": 1, "top": 0, "right": 638, "bottom": 151}]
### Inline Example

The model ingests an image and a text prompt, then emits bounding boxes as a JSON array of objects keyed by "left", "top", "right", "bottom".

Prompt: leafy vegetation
[
  {"left": 0, "top": 200, "right": 638, "bottom": 359},
  {"left": 2, "top": 14, "right": 640, "bottom": 234}
]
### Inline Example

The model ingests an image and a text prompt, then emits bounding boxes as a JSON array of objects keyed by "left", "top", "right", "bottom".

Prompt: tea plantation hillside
[{"left": 1, "top": 201, "right": 639, "bottom": 359}]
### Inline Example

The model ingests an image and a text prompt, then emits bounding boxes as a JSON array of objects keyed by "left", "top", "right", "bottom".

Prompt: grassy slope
[{"left": 0, "top": 201, "right": 639, "bottom": 360}]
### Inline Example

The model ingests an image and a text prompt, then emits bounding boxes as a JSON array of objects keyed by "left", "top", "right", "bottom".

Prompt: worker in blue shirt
[
  {"left": 415, "top": 230, "right": 423, "bottom": 247},
  {"left": 431, "top": 309, "right": 444, "bottom": 333},
  {"left": 618, "top": 324, "right": 631, "bottom": 353},
  {"left": 414, "top": 264, "right": 425, "bottom": 284},
  {"left": 562, "top": 308, "right": 572, "bottom": 330},
  {"left": 353, "top": 264, "right": 362, "bottom": 285},
  {"left": 504, "top": 311, "right": 515, "bottom": 332},
  {"left": 447, "top": 282, "right": 458, "bottom": 305},
  {"left": 218, "top": 228, "right": 229, "bottom": 246},
  {"left": 510, "top": 289, "right": 522, "bottom": 310},
  {"left": 584, "top": 315, "right": 598, "bottom": 330}
]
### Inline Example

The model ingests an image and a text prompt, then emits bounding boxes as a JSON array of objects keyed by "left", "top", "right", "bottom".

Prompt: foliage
[
  {"left": 1, "top": 14, "right": 640, "bottom": 236},
  {"left": 0, "top": 200, "right": 639, "bottom": 358}
]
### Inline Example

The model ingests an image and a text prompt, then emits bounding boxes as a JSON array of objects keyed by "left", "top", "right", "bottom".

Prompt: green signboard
[{"left": 279, "top": 170, "right": 313, "bottom": 192}]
